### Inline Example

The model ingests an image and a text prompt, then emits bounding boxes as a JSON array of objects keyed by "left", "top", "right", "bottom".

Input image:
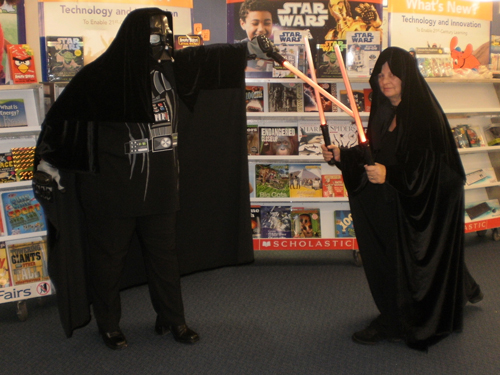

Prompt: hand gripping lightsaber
[{"left": 256, "top": 35, "right": 374, "bottom": 165}]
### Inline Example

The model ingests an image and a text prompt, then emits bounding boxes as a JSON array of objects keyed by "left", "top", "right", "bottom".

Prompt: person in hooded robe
[
  {"left": 321, "top": 46, "right": 483, "bottom": 351},
  {"left": 33, "top": 8, "right": 269, "bottom": 350}
]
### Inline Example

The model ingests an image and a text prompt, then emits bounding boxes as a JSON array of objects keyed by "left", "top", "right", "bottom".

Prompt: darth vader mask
[{"left": 150, "top": 13, "right": 173, "bottom": 61}]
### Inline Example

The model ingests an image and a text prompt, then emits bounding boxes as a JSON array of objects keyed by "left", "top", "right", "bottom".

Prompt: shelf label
[{"left": 253, "top": 238, "right": 358, "bottom": 250}]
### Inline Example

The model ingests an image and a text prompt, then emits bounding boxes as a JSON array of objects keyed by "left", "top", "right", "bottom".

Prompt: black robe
[
  {"left": 34, "top": 8, "right": 253, "bottom": 337},
  {"left": 339, "top": 47, "right": 479, "bottom": 350}
]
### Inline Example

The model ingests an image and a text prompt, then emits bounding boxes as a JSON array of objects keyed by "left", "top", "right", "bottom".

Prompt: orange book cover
[{"left": 7, "top": 44, "right": 37, "bottom": 84}]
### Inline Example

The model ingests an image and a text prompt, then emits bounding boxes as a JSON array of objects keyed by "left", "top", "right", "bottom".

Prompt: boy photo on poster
[{"left": 227, "top": 0, "right": 383, "bottom": 58}]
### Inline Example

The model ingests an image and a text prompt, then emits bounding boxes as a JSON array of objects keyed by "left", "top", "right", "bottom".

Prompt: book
[
  {"left": 246, "top": 85, "right": 265, "bottom": 112},
  {"left": 6, "top": 44, "right": 38, "bottom": 84},
  {"left": 316, "top": 39, "right": 347, "bottom": 79},
  {"left": 464, "top": 199, "right": 500, "bottom": 222},
  {"left": 260, "top": 206, "right": 292, "bottom": 238},
  {"left": 6, "top": 238, "right": 49, "bottom": 286},
  {"left": 289, "top": 163, "right": 322, "bottom": 198},
  {"left": 1, "top": 189, "right": 46, "bottom": 235},
  {"left": 334, "top": 210, "right": 356, "bottom": 238},
  {"left": 272, "top": 29, "right": 307, "bottom": 78},
  {"left": 291, "top": 208, "right": 321, "bottom": 238},
  {"left": 322, "top": 174, "right": 346, "bottom": 197},
  {"left": 255, "top": 164, "right": 290, "bottom": 198},
  {"left": 11, "top": 146, "right": 35, "bottom": 181},
  {"left": 250, "top": 205, "right": 261, "bottom": 239},
  {"left": 0, "top": 152, "right": 17, "bottom": 183},
  {"left": 364, "top": 89, "right": 373, "bottom": 112},
  {"left": 303, "top": 82, "right": 335, "bottom": 113},
  {"left": 340, "top": 89, "right": 365, "bottom": 113},
  {"left": 328, "top": 121, "right": 359, "bottom": 148},
  {"left": 345, "top": 31, "right": 381, "bottom": 78},
  {"left": 0, "top": 98, "right": 28, "bottom": 128},
  {"left": 46, "top": 36, "right": 84, "bottom": 82},
  {"left": 298, "top": 121, "right": 324, "bottom": 156},
  {"left": 247, "top": 123, "right": 260, "bottom": 155},
  {"left": 259, "top": 126, "right": 299, "bottom": 156},
  {"left": 174, "top": 35, "right": 203, "bottom": 49},
  {"left": 268, "top": 82, "right": 303, "bottom": 112},
  {"left": 0, "top": 241, "right": 11, "bottom": 287}
]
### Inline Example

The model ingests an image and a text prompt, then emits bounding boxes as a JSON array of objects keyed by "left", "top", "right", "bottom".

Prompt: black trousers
[{"left": 82, "top": 210, "right": 185, "bottom": 332}]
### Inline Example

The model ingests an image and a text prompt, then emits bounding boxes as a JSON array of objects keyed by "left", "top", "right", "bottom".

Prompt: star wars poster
[{"left": 227, "top": 0, "right": 383, "bottom": 76}]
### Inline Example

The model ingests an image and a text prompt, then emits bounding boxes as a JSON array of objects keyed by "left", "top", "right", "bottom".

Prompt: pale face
[
  {"left": 377, "top": 62, "right": 402, "bottom": 106},
  {"left": 240, "top": 11, "right": 273, "bottom": 40}
]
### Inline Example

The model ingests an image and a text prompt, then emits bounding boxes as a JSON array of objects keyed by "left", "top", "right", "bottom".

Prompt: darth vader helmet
[{"left": 150, "top": 12, "right": 174, "bottom": 61}]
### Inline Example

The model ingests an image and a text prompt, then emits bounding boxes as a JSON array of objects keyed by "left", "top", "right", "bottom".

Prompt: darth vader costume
[
  {"left": 34, "top": 8, "right": 253, "bottom": 339},
  {"left": 337, "top": 47, "right": 482, "bottom": 351}
]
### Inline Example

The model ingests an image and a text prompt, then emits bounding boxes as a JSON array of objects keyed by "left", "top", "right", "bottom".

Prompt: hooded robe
[
  {"left": 338, "top": 47, "right": 480, "bottom": 350},
  {"left": 34, "top": 8, "right": 253, "bottom": 337}
]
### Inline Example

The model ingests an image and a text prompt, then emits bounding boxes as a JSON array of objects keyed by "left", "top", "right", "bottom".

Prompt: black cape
[
  {"left": 35, "top": 8, "right": 253, "bottom": 337},
  {"left": 339, "top": 47, "right": 477, "bottom": 350}
]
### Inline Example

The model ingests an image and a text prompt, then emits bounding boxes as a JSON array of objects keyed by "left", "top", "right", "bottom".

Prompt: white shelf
[
  {"left": 458, "top": 146, "right": 500, "bottom": 154},
  {"left": 251, "top": 197, "right": 349, "bottom": 203},
  {"left": 0, "top": 231, "right": 47, "bottom": 241}
]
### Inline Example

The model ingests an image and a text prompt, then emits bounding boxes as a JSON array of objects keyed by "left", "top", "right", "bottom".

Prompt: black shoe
[
  {"left": 352, "top": 325, "right": 403, "bottom": 345},
  {"left": 100, "top": 329, "right": 128, "bottom": 350},
  {"left": 469, "top": 290, "right": 484, "bottom": 304},
  {"left": 155, "top": 317, "right": 199, "bottom": 344}
]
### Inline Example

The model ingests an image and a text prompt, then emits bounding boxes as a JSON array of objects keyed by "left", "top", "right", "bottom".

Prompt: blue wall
[{"left": 193, "top": 0, "right": 227, "bottom": 44}]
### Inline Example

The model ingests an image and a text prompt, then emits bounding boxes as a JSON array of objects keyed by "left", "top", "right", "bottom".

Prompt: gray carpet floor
[{"left": 1, "top": 232, "right": 498, "bottom": 374}]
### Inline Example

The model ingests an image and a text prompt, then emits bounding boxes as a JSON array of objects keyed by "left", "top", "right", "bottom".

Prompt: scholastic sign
[{"left": 253, "top": 238, "right": 358, "bottom": 250}]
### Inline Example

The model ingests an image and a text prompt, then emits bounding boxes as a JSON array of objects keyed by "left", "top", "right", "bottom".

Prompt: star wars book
[
  {"left": 1, "top": 189, "right": 46, "bottom": 236},
  {"left": 345, "top": 31, "right": 381, "bottom": 78},
  {"left": 298, "top": 121, "right": 323, "bottom": 156},
  {"left": 0, "top": 98, "right": 28, "bottom": 128},
  {"left": 291, "top": 207, "right": 321, "bottom": 238},
  {"left": 316, "top": 39, "right": 346, "bottom": 79},
  {"left": 0, "top": 152, "right": 16, "bottom": 183},
  {"left": 259, "top": 126, "right": 298, "bottom": 156},
  {"left": 328, "top": 121, "right": 359, "bottom": 148},
  {"left": 334, "top": 210, "right": 355, "bottom": 238},
  {"left": 45, "top": 36, "right": 84, "bottom": 82},
  {"left": 260, "top": 205, "right": 292, "bottom": 238},
  {"left": 289, "top": 164, "right": 322, "bottom": 198},
  {"left": 268, "top": 82, "right": 303, "bottom": 112},
  {"left": 6, "top": 238, "right": 49, "bottom": 286},
  {"left": 322, "top": 174, "right": 347, "bottom": 198},
  {"left": 272, "top": 29, "right": 307, "bottom": 78},
  {"left": 255, "top": 164, "right": 290, "bottom": 198}
]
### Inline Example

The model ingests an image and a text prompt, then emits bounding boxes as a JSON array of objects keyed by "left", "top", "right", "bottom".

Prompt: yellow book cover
[{"left": 7, "top": 238, "right": 49, "bottom": 286}]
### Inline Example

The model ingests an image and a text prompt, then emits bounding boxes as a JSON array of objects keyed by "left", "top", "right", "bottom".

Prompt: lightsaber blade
[
  {"left": 334, "top": 44, "right": 374, "bottom": 165},
  {"left": 334, "top": 44, "right": 366, "bottom": 143},
  {"left": 303, "top": 36, "right": 335, "bottom": 165}
]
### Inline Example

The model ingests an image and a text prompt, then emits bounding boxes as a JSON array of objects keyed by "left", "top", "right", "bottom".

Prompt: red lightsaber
[
  {"left": 303, "top": 37, "right": 336, "bottom": 165},
  {"left": 256, "top": 36, "right": 353, "bottom": 116},
  {"left": 334, "top": 44, "right": 374, "bottom": 165}
]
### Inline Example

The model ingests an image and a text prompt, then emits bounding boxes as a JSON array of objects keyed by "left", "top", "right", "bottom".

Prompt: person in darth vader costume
[
  {"left": 322, "top": 47, "right": 483, "bottom": 351},
  {"left": 34, "top": 8, "right": 268, "bottom": 350}
]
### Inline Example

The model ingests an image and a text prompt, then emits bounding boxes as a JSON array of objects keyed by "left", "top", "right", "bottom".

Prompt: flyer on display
[
  {"left": 38, "top": 0, "right": 194, "bottom": 80},
  {"left": 387, "top": 0, "right": 492, "bottom": 73}
]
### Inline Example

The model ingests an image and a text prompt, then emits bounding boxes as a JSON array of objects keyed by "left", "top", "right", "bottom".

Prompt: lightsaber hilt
[
  {"left": 320, "top": 125, "right": 336, "bottom": 166},
  {"left": 257, "top": 35, "right": 286, "bottom": 65}
]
